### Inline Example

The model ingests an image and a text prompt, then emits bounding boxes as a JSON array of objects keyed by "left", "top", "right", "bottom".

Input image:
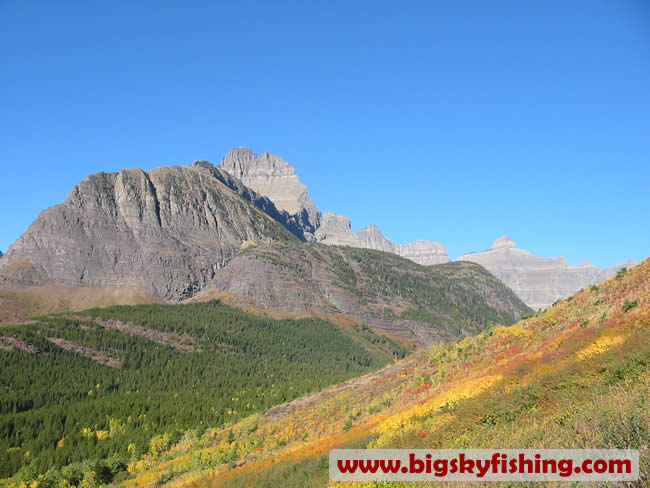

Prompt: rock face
[
  {"left": 396, "top": 240, "right": 450, "bottom": 266},
  {"left": 314, "top": 212, "right": 358, "bottom": 247},
  {"left": 0, "top": 163, "right": 298, "bottom": 299},
  {"left": 456, "top": 236, "right": 634, "bottom": 310},
  {"left": 314, "top": 212, "right": 450, "bottom": 265},
  {"left": 220, "top": 148, "right": 321, "bottom": 237}
]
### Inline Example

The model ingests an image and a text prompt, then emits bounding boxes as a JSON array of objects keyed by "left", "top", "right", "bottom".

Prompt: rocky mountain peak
[
  {"left": 320, "top": 211, "right": 352, "bottom": 231},
  {"left": 220, "top": 148, "right": 451, "bottom": 266},
  {"left": 356, "top": 224, "right": 395, "bottom": 253},
  {"left": 314, "top": 213, "right": 450, "bottom": 265},
  {"left": 395, "top": 240, "right": 449, "bottom": 265},
  {"left": 219, "top": 148, "right": 320, "bottom": 235},
  {"left": 492, "top": 235, "right": 516, "bottom": 249},
  {"left": 457, "top": 236, "right": 634, "bottom": 309},
  {"left": 314, "top": 212, "right": 357, "bottom": 246}
]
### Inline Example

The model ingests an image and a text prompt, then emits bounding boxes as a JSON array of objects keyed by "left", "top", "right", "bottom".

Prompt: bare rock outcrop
[
  {"left": 314, "top": 212, "right": 450, "bottom": 265},
  {"left": 396, "top": 240, "right": 450, "bottom": 265},
  {"left": 456, "top": 236, "right": 634, "bottom": 310},
  {"left": 313, "top": 212, "right": 358, "bottom": 247},
  {"left": 219, "top": 148, "right": 321, "bottom": 237}
]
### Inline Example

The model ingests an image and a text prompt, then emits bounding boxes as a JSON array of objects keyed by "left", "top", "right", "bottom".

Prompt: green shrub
[{"left": 622, "top": 299, "right": 639, "bottom": 312}]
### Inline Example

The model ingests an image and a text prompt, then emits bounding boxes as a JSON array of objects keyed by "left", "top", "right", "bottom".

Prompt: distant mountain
[
  {"left": 217, "top": 149, "right": 636, "bottom": 306},
  {"left": 0, "top": 158, "right": 530, "bottom": 342},
  {"left": 1, "top": 148, "right": 635, "bottom": 316},
  {"left": 456, "top": 236, "right": 634, "bottom": 310},
  {"left": 314, "top": 212, "right": 450, "bottom": 265},
  {"left": 219, "top": 149, "right": 450, "bottom": 265}
]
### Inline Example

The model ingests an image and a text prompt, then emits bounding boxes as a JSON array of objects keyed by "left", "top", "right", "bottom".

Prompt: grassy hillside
[
  {"left": 0, "top": 301, "right": 407, "bottom": 484},
  {"left": 114, "top": 259, "right": 648, "bottom": 488}
]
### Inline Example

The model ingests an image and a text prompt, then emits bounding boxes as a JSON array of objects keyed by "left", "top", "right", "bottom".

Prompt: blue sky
[{"left": 1, "top": 1, "right": 648, "bottom": 267}]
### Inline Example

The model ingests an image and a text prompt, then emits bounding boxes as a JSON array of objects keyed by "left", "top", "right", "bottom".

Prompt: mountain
[
  {"left": 218, "top": 150, "right": 450, "bottom": 266},
  {"left": 219, "top": 148, "right": 321, "bottom": 237},
  {"left": 0, "top": 163, "right": 299, "bottom": 299},
  {"left": 456, "top": 236, "right": 634, "bottom": 310},
  {"left": 195, "top": 241, "right": 531, "bottom": 346},
  {"left": 313, "top": 211, "right": 450, "bottom": 265},
  {"left": 217, "top": 149, "right": 635, "bottom": 305},
  {"left": 0, "top": 157, "right": 530, "bottom": 341},
  {"left": 109, "top": 260, "right": 650, "bottom": 488}
]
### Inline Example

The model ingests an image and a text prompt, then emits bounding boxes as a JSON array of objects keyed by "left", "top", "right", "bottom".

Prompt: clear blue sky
[{"left": 1, "top": 1, "right": 648, "bottom": 267}]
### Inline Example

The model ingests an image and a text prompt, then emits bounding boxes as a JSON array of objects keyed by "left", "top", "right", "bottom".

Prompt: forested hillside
[{"left": 0, "top": 301, "right": 406, "bottom": 484}]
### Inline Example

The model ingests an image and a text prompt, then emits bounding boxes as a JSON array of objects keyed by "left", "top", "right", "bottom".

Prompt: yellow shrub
[
  {"left": 95, "top": 430, "right": 110, "bottom": 441},
  {"left": 577, "top": 332, "right": 628, "bottom": 360},
  {"left": 373, "top": 375, "right": 502, "bottom": 434}
]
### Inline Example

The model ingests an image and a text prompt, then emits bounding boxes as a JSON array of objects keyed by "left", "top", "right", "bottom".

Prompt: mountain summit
[
  {"left": 219, "top": 148, "right": 321, "bottom": 237},
  {"left": 218, "top": 149, "right": 451, "bottom": 266},
  {"left": 314, "top": 212, "right": 450, "bottom": 265},
  {"left": 492, "top": 235, "right": 516, "bottom": 249},
  {"left": 456, "top": 236, "right": 633, "bottom": 309}
]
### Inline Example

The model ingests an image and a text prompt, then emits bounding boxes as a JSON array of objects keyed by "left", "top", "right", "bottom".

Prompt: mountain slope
[
  {"left": 120, "top": 258, "right": 649, "bottom": 488},
  {"left": 457, "top": 236, "right": 634, "bottom": 309},
  {"left": 196, "top": 241, "right": 531, "bottom": 346},
  {"left": 0, "top": 163, "right": 299, "bottom": 299}
]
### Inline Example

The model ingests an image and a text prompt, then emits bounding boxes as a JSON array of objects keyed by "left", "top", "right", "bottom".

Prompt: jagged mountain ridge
[
  {"left": 219, "top": 148, "right": 322, "bottom": 238},
  {"left": 314, "top": 212, "right": 450, "bottom": 265},
  {"left": 217, "top": 149, "right": 635, "bottom": 308},
  {"left": 218, "top": 149, "right": 452, "bottom": 265},
  {"left": 1, "top": 148, "right": 635, "bottom": 312},
  {"left": 456, "top": 236, "right": 633, "bottom": 310}
]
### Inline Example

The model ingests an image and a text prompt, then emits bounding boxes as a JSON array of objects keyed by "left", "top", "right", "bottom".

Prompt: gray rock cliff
[
  {"left": 314, "top": 212, "right": 450, "bottom": 265},
  {"left": 456, "top": 236, "right": 634, "bottom": 310},
  {"left": 396, "top": 240, "right": 450, "bottom": 265},
  {"left": 219, "top": 148, "right": 321, "bottom": 237}
]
